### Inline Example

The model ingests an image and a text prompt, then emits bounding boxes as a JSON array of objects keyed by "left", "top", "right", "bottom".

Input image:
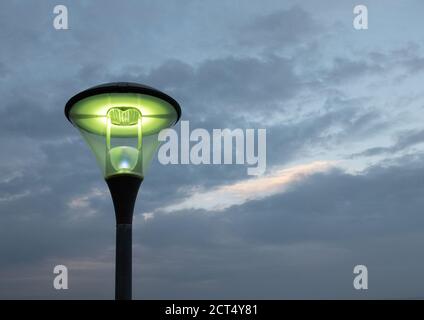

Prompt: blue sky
[{"left": 1, "top": 0, "right": 424, "bottom": 299}]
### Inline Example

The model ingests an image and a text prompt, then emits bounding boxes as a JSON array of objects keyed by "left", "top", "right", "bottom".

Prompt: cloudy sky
[{"left": 1, "top": 0, "right": 424, "bottom": 299}]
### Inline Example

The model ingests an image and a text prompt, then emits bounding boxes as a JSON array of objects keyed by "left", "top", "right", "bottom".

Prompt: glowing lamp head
[{"left": 65, "top": 82, "right": 181, "bottom": 179}]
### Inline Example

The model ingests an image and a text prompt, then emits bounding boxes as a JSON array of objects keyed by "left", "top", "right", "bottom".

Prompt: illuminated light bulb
[
  {"left": 108, "top": 107, "right": 140, "bottom": 126},
  {"left": 109, "top": 146, "right": 139, "bottom": 171}
]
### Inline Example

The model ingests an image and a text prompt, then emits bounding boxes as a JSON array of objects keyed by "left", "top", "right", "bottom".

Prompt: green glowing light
[
  {"left": 67, "top": 91, "right": 179, "bottom": 179},
  {"left": 108, "top": 107, "right": 141, "bottom": 126},
  {"left": 69, "top": 93, "right": 178, "bottom": 137}
]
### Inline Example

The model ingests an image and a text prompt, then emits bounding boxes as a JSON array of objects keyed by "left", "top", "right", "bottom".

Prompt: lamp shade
[{"left": 65, "top": 82, "right": 181, "bottom": 179}]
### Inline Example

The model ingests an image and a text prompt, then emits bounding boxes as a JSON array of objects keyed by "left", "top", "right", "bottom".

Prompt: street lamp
[{"left": 65, "top": 82, "right": 181, "bottom": 300}]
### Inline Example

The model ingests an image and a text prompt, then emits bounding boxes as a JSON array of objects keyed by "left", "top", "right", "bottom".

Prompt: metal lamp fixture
[{"left": 65, "top": 82, "right": 181, "bottom": 299}]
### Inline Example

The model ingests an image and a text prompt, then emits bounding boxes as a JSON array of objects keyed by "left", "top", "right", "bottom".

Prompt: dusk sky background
[{"left": 1, "top": 0, "right": 424, "bottom": 299}]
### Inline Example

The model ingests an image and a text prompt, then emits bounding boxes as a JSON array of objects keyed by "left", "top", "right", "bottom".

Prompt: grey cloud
[
  {"left": 140, "top": 156, "right": 424, "bottom": 249},
  {"left": 238, "top": 6, "right": 319, "bottom": 49},
  {"left": 5, "top": 156, "right": 424, "bottom": 299},
  {"left": 382, "top": 43, "right": 424, "bottom": 75},
  {"left": 351, "top": 128, "right": 424, "bottom": 158},
  {"left": 323, "top": 57, "right": 384, "bottom": 85},
  {"left": 0, "top": 99, "right": 71, "bottom": 138},
  {"left": 108, "top": 54, "right": 300, "bottom": 121},
  {"left": 127, "top": 156, "right": 424, "bottom": 299}
]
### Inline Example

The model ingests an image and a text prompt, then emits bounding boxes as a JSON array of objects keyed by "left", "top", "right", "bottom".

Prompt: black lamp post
[{"left": 65, "top": 82, "right": 181, "bottom": 299}]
